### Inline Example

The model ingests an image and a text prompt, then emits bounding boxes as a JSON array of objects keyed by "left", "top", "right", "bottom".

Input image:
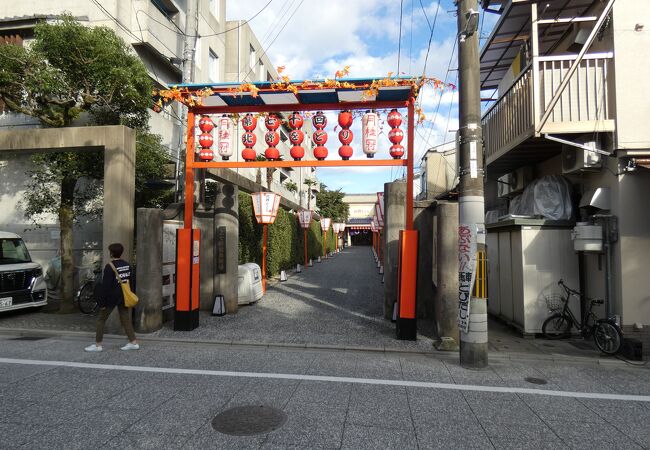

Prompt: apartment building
[
  {"left": 0, "top": 0, "right": 316, "bottom": 265},
  {"left": 480, "top": 0, "right": 650, "bottom": 345}
]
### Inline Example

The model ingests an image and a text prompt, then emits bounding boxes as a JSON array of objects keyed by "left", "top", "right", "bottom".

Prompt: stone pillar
[
  {"left": 383, "top": 181, "right": 406, "bottom": 320},
  {"left": 134, "top": 208, "right": 163, "bottom": 333},
  {"left": 434, "top": 202, "right": 460, "bottom": 350},
  {"left": 102, "top": 127, "right": 136, "bottom": 335},
  {"left": 414, "top": 201, "right": 435, "bottom": 320},
  {"left": 195, "top": 205, "right": 215, "bottom": 312},
  {"left": 214, "top": 183, "right": 239, "bottom": 314}
]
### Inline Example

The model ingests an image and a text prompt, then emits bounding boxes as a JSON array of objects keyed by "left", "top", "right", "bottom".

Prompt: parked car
[{"left": 0, "top": 231, "right": 47, "bottom": 312}]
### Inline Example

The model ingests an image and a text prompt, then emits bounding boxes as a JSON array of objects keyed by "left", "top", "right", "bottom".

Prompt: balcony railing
[{"left": 482, "top": 53, "right": 614, "bottom": 163}]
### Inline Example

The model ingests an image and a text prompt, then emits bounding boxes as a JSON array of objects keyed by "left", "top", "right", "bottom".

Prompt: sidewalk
[{"left": 0, "top": 247, "right": 641, "bottom": 365}]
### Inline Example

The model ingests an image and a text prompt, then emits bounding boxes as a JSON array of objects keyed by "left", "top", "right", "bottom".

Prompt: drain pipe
[{"left": 592, "top": 214, "right": 618, "bottom": 320}]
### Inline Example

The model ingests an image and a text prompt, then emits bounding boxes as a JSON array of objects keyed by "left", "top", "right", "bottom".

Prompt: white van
[{"left": 0, "top": 232, "right": 48, "bottom": 312}]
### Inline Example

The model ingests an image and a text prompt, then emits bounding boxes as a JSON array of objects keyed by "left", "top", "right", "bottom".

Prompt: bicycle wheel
[
  {"left": 77, "top": 282, "right": 98, "bottom": 314},
  {"left": 542, "top": 313, "right": 572, "bottom": 339},
  {"left": 594, "top": 322, "right": 622, "bottom": 355}
]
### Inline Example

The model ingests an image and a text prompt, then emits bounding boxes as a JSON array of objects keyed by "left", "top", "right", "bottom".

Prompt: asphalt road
[{"left": 1, "top": 332, "right": 649, "bottom": 449}]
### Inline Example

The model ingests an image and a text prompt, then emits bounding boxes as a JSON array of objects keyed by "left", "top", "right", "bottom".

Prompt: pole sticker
[{"left": 458, "top": 224, "right": 477, "bottom": 332}]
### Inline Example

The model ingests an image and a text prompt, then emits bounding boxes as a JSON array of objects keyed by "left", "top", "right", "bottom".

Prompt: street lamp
[
  {"left": 320, "top": 218, "right": 331, "bottom": 258},
  {"left": 298, "top": 209, "right": 313, "bottom": 269},
  {"left": 251, "top": 192, "right": 281, "bottom": 292}
]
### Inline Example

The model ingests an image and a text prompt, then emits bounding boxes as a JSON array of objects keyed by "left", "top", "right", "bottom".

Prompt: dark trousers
[{"left": 95, "top": 304, "right": 136, "bottom": 343}]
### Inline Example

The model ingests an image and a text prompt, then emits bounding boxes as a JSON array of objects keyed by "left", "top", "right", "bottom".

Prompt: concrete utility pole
[
  {"left": 456, "top": 0, "right": 488, "bottom": 368},
  {"left": 181, "top": 0, "right": 201, "bottom": 204}
]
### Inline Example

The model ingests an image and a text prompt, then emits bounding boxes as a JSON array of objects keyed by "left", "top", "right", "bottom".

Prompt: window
[
  {"left": 209, "top": 50, "right": 219, "bottom": 83},
  {"left": 194, "top": 37, "right": 202, "bottom": 69},
  {"left": 0, "top": 239, "right": 31, "bottom": 264},
  {"left": 249, "top": 45, "right": 256, "bottom": 69},
  {"left": 209, "top": 0, "right": 220, "bottom": 19}
]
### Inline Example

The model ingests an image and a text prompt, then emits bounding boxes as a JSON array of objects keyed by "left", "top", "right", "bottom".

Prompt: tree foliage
[
  {"left": 316, "top": 186, "right": 349, "bottom": 222},
  {"left": 0, "top": 15, "right": 152, "bottom": 128}
]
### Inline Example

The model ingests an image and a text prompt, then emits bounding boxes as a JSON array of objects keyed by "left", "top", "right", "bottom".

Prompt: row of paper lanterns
[
  {"left": 251, "top": 192, "right": 345, "bottom": 233},
  {"left": 196, "top": 109, "right": 405, "bottom": 162}
]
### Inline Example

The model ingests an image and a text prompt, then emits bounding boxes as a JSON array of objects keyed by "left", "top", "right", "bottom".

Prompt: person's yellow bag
[{"left": 109, "top": 262, "right": 139, "bottom": 308}]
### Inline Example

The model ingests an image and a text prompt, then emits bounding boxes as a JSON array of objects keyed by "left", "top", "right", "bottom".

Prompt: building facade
[
  {"left": 480, "top": 0, "right": 650, "bottom": 344},
  {"left": 0, "top": 0, "right": 319, "bottom": 269}
]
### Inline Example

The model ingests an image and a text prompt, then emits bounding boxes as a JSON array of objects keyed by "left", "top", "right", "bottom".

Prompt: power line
[
  {"left": 397, "top": 0, "right": 404, "bottom": 74},
  {"left": 421, "top": 0, "right": 441, "bottom": 76},
  {"left": 242, "top": 0, "right": 304, "bottom": 82}
]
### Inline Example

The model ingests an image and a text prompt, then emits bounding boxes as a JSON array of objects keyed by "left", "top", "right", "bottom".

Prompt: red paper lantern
[
  {"left": 312, "top": 130, "right": 328, "bottom": 146},
  {"left": 290, "top": 146, "right": 305, "bottom": 160},
  {"left": 388, "top": 128, "right": 404, "bottom": 145},
  {"left": 338, "top": 110, "right": 353, "bottom": 128},
  {"left": 339, "top": 129, "right": 353, "bottom": 145},
  {"left": 242, "top": 113, "right": 257, "bottom": 131},
  {"left": 199, "top": 148, "right": 214, "bottom": 161},
  {"left": 289, "top": 129, "right": 304, "bottom": 145},
  {"left": 288, "top": 112, "right": 304, "bottom": 129},
  {"left": 265, "top": 147, "right": 280, "bottom": 160},
  {"left": 387, "top": 109, "right": 402, "bottom": 128},
  {"left": 338, "top": 145, "right": 353, "bottom": 159},
  {"left": 389, "top": 144, "right": 404, "bottom": 159},
  {"left": 386, "top": 109, "right": 404, "bottom": 160},
  {"left": 338, "top": 110, "right": 354, "bottom": 160},
  {"left": 313, "top": 146, "right": 328, "bottom": 160},
  {"left": 265, "top": 131, "right": 280, "bottom": 147},
  {"left": 199, "top": 132, "right": 214, "bottom": 149},
  {"left": 312, "top": 111, "right": 327, "bottom": 130},
  {"left": 265, "top": 114, "right": 280, "bottom": 131},
  {"left": 241, "top": 131, "right": 257, "bottom": 161},
  {"left": 288, "top": 114, "right": 305, "bottom": 161},
  {"left": 199, "top": 115, "right": 214, "bottom": 133}
]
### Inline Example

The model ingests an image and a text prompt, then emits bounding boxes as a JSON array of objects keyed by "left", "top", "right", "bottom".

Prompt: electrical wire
[
  {"left": 421, "top": 0, "right": 441, "bottom": 76},
  {"left": 241, "top": 0, "right": 304, "bottom": 82},
  {"left": 397, "top": 0, "right": 404, "bottom": 74}
]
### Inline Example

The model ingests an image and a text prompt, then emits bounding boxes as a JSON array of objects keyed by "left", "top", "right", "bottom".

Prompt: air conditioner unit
[
  {"left": 562, "top": 143, "right": 602, "bottom": 174},
  {"left": 497, "top": 166, "right": 533, "bottom": 198}
]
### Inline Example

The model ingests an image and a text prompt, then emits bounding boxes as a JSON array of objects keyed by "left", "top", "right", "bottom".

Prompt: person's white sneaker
[
  {"left": 84, "top": 344, "right": 103, "bottom": 352},
  {"left": 120, "top": 342, "right": 140, "bottom": 351}
]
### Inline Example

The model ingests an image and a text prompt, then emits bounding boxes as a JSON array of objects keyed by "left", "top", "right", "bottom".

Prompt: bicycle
[
  {"left": 75, "top": 265, "right": 102, "bottom": 314},
  {"left": 542, "top": 279, "right": 622, "bottom": 355}
]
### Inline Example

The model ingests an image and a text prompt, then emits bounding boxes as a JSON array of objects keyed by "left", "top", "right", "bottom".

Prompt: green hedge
[{"left": 238, "top": 192, "right": 336, "bottom": 277}]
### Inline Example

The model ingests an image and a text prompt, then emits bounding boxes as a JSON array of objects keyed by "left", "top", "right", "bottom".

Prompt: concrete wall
[
  {"left": 612, "top": 0, "right": 650, "bottom": 150},
  {"left": 414, "top": 201, "right": 435, "bottom": 320}
]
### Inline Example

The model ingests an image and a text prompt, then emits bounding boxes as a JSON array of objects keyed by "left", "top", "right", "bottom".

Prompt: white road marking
[{"left": 0, "top": 357, "right": 648, "bottom": 402}]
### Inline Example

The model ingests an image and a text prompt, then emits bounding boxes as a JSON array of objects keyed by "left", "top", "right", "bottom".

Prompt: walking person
[{"left": 85, "top": 243, "right": 139, "bottom": 352}]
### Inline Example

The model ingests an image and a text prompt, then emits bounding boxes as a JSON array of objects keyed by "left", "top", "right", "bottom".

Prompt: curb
[{"left": 0, "top": 326, "right": 642, "bottom": 368}]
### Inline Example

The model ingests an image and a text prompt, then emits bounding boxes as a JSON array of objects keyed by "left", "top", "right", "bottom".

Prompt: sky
[{"left": 226, "top": 1, "right": 497, "bottom": 195}]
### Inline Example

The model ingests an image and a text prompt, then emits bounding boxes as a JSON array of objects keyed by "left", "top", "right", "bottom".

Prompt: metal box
[
  {"left": 571, "top": 223, "right": 603, "bottom": 252},
  {"left": 486, "top": 219, "right": 579, "bottom": 334},
  {"left": 237, "top": 263, "right": 263, "bottom": 305}
]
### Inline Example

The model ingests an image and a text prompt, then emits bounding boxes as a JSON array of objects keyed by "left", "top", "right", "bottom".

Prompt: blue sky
[{"left": 227, "top": 1, "right": 497, "bottom": 194}]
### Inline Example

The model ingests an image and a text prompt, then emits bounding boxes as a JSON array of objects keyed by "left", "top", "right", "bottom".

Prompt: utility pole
[
  {"left": 181, "top": 0, "right": 200, "bottom": 204},
  {"left": 456, "top": 0, "right": 488, "bottom": 368}
]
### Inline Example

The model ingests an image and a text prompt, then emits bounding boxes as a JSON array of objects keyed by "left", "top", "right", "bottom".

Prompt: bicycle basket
[{"left": 545, "top": 293, "right": 564, "bottom": 312}]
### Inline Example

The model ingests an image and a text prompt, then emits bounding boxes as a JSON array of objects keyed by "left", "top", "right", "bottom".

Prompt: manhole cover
[
  {"left": 11, "top": 336, "right": 48, "bottom": 341},
  {"left": 524, "top": 377, "right": 548, "bottom": 385},
  {"left": 211, "top": 405, "right": 287, "bottom": 436},
  {"left": 542, "top": 343, "right": 555, "bottom": 348}
]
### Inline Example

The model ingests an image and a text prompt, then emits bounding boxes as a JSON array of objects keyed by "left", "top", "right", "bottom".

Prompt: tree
[
  {"left": 303, "top": 178, "right": 318, "bottom": 210},
  {"left": 0, "top": 16, "right": 161, "bottom": 312},
  {"left": 316, "top": 186, "right": 349, "bottom": 222},
  {"left": 284, "top": 180, "right": 298, "bottom": 193}
]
